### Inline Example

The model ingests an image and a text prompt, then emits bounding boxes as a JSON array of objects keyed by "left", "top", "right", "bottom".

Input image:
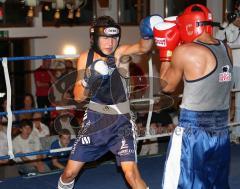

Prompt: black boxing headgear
[{"left": 90, "top": 16, "right": 121, "bottom": 57}]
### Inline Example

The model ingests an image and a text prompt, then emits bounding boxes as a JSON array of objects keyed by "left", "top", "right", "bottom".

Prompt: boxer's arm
[
  {"left": 115, "top": 15, "right": 164, "bottom": 62},
  {"left": 160, "top": 46, "right": 184, "bottom": 93},
  {"left": 116, "top": 39, "right": 153, "bottom": 57},
  {"left": 74, "top": 52, "right": 89, "bottom": 101},
  {"left": 114, "top": 39, "right": 153, "bottom": 75}
]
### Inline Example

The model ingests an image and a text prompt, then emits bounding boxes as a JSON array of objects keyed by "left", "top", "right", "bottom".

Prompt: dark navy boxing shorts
[{"left": 69, "top": 110, "right": 137, "bottom": 165}]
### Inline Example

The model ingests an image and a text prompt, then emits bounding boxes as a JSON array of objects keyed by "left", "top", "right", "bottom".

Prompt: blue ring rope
[
  {"left": 0, "top": 148, "right": 72, "bottom": 160},
  {"left": 0, "top": 105, "right": 76, "bottom": 116},
  {"left": 0, "top": 54, "right": 80, "bottom": 62},
  {"left": 0, "top": 55, "right": 57, "bottom": 62}
]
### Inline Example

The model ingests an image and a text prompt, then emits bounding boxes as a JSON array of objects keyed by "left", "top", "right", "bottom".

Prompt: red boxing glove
[{"left": 153, "top": 22, "right": 180, "bottom": 62}]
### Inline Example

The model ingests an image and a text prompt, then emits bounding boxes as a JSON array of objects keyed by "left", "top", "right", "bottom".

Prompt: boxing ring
[{"left": 0, "top": 54, "right": 240, "bottom": 189}]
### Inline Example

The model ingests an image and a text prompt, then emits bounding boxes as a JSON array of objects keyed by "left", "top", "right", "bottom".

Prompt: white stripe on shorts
[{"left": 162, "top": 126, "right": 184, "bottom": 189}]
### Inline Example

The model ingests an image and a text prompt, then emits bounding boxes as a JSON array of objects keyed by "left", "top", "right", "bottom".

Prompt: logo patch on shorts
[
  {"left": 81, "top": 136, "right": 91, "bottom": 144},
  {"left": 118, "top": 138, "right": 135, "bottom": 156},
  {"left": 219, "top": 65, "right": 231, "bottom": 82}
]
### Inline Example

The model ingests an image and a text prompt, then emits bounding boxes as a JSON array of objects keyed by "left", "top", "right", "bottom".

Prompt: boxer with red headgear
[
  {"left": 177, "top": 4, "right": 220, "bottom": 43},
  {"left": 159, "top": 4, "right": 233, "bottom": 189}
]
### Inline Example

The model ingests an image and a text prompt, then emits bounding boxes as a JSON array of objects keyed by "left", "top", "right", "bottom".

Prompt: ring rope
[
  {"left": 0, "top": 105, "right": 78, "bottom": 116},
  {"left": 145, "top": 57, "right": 154, "bottom": 136},
  {"left": 2, "top": 57, "right": 14, "bottom": 159},
  {"left": 0, "top": 54, "right": 79, "bottom": 62},
  {"left": 0, "top": 147, "right": 72, "bottom": 161}
]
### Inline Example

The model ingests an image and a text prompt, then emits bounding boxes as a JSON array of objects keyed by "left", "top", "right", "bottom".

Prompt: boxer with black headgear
[
  {"left": 57, "top": 15, "right": 155, "bottom": 189},
  {"left": 90, "top": 16, "right": 121, "bottom": 57}
]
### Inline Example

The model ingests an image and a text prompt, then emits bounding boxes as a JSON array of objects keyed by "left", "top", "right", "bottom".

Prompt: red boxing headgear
[{"left": 177, "top": 4, "right": 213, "bottom": 43}]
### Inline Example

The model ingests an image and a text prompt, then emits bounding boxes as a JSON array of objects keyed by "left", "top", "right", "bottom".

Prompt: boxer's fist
[
  {"left": 153, "top": 22, "right": 180, "bottom": 62},
  {"left": 139, "top": 15, "right": 164, "bottom": 39},
  {"left": 82, "top": 59, "right": 109, "bottom": 89}
]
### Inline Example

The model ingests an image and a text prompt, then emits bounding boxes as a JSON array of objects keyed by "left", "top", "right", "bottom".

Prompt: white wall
[
  {"left": 150, "top": 0, "right": 164, "bottom": 16},
  {"left": 96, "top": 0, "right": 118, "bottom": 20},
  {"left": 207, "top": 0, "right": 223, "bottom": 24}
]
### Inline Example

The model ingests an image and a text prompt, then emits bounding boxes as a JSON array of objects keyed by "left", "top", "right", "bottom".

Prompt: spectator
[
  {"left": 1, "top": 96, "right": 17, "bottom": 124},
  {"left": 0, "top": 117, "right": 8, "bottom": 164},
  {"left": 51, "top": 61, "right": 66, "bottom": 103},
  {"left": 13, "top": 120, "right": 50, "bottom": 175},
  {"left": 34, "top": 59, "right": 55, "bottom": 109},
  {"left": 215, "top": 2, "right": 240, "bottom": 141},
  {"left": 152, "top": 111, "right": 175, "bottom": 134},
  {"left": 31, "top": 112, "right": 50, "bottom": 138},
  {"left": 0, "top": 118, "right": 19, "bottom": 179},
  {"left": 63, "top": 59, "right": 75, "bottom": 74},
  {"left": 19, "top": 93, "right": 35, "bottom": 121},
  {"left": 53, "top": 60, "right": 77, "bottom": 105},
  {"left": 50, "top": 129, "right": 74, "bottom": 169},
  {"left": 52, "top": 110, "right": 77, "bottom": 139},
  {"left": 0, "top": 96, "right": 19, "bottom": 138}
]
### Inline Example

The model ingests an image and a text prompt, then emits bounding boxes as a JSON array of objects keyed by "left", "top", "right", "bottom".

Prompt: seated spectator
[
  {"left": 13, "top": 120, "right": 50, "bottom": 175},
  {"left": 50, "top": 129, "right": 74, "bottom": 169},
  {"left": 0, "top": 118, "right": 19, "bottom": 179},
  {"left": 138, "top": 110, "right": 176, "bottom": 156},
  {"left": 19, "top": 93, "right": 35, "bottom": 121},
  {"left": 0, "top": 118, "right": 8, "bottom": 164},
  {"left": 1, "top": 96, "right": 17, "bottom": 124},
  {"left": 32, "top": 112, "right": 50, "bottom": 138},
  {"left": 151, "top": 111, "right": 176, "bottom": 134},
  {"left": 0, "top": 96, "right": 19, "bottom": 138},
  {"left": 52, "top": 110, "right": 77, "bottom": 138}
]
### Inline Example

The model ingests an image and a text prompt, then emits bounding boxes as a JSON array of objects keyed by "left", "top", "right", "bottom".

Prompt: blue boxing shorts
[
  {"left": 162, "top": 109, "right": 230, "bottom": 189},
  {"left": 69, "top": 110, "right": 137, "bottom": 165}
]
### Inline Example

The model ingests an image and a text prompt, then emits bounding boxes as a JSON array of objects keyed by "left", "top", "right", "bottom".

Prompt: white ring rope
[
  {"left": 55, "top": 55, "right": 80, "bottom": 59},
  {"left": 2, "top": 58, "right": 14, "bottom": 159},
  {"left": 49, "top": 147, "right": 72, "bottom": 154},
  {"left": 144, "top": 57, "right": 154, "bottom": 136}
]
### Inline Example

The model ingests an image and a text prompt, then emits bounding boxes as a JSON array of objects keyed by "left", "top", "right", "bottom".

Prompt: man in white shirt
[
  {"left": 13, "top": 120, "right": 50, "bottom": 175},
  {"left": 32, "top": 112, "right": 50, "bottom": 138},
  {"left": 53, "top": 110, "right": 76, "bottom": 139},
  {"left": 215, "top": 9, "right": 240, "bottom": 142},
  {"left": 0, "top": 118, "right": 20, "bottom": 179},
  {"left": 0, "top": 119, "right": 8, "bottom": 164}
]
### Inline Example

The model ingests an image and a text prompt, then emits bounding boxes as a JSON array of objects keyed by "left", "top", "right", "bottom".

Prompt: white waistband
[{"left": 88, "top": 100, "right": 130, "bottom": 115}]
